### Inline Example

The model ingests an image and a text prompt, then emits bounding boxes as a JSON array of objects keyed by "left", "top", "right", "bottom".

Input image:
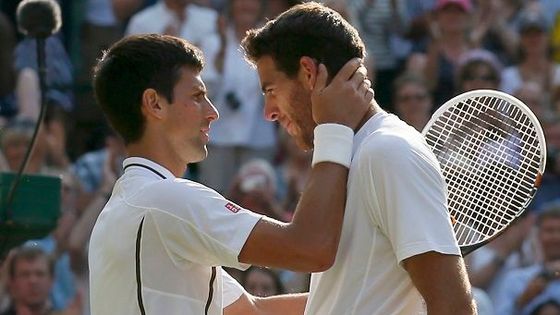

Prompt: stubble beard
[{"left": 289, "top": 88, "right": 315, "bottom": 152}]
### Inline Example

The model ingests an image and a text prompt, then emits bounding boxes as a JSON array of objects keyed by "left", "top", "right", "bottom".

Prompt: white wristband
[{"left": 312, "top": 123, "right": 354, "bottom": 168}]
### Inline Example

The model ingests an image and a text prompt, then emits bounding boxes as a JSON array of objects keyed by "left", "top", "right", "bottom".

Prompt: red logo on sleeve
[{"left": 225, "top": 202, "right": 241, "bottom": 213}]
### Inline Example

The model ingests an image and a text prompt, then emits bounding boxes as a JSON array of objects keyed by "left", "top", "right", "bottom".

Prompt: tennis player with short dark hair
[
  {"left": 242, "top": 2, "right": 476, "bottom": 314},
  {"left": 88, "top": 33, "right": 372, "bottom": 314}
]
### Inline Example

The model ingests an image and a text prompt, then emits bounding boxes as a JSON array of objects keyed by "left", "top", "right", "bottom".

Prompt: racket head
[{"left": 422, "top": 89, "right": 547, "bottom": 256}]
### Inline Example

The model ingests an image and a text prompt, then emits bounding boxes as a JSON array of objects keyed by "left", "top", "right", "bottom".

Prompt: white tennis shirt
[
  {"left": 89, "top": 157, "right": 262, "bottom": 315},
  {"left": 305, "top": 112, "right": 461, "bottom": 315}
]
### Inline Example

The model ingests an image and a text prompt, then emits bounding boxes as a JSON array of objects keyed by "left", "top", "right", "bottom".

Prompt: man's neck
[
  {"left": 127, "top": 143, "right": 187, "bottom": 178},
  {"left": 354, "top": 101, "right": 381, "bottom": 133}
]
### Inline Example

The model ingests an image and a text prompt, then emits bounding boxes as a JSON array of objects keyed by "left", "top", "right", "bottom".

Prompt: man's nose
[{"left": 264, "top": 100, "right": 279, "bottom": 121}]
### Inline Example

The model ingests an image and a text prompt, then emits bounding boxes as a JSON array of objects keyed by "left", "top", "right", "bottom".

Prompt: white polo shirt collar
[{"left": 122, "top": 157, "right": 175, "bottom": 180}]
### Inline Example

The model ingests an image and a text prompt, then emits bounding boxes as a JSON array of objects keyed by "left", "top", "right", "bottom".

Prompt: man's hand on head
[{"left": 311, "top": 58, "right": 373, "bottom": 129}]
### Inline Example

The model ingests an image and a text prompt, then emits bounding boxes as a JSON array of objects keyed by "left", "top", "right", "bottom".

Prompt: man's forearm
[{"left": 253, "top": 293, "right": 308, "bottom": 315}]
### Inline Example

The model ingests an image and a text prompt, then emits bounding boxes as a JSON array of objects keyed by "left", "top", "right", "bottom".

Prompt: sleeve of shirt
[
  {"left": 222, "top": 270, "right": 246, "bottom": 308},
  {"left": 359, "top": 134, "right": 460, "bottom": 263},
  {"left": 134, "top": 179, "right": 262, "bottom": 269}
]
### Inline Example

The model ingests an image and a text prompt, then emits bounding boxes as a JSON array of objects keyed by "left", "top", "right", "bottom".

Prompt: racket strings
[{"left": 426, "top": 95, "right": 542, "bottom": 246}]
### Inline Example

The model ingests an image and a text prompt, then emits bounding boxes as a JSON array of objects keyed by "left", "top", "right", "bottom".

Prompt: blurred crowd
[{"left": 0, "top": 0, "right": 559, "bottom": 314}]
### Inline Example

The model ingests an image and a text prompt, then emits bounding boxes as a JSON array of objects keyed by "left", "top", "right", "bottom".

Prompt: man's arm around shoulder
[{"left": 225, "top": 292, "right": 308, "bottom": 315}]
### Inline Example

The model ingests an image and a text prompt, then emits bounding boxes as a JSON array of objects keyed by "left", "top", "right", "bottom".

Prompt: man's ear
[
  {"left": 141, "top": 88, "right": 165, "bottom": 120},
  {"left": 299, "top": 56, "right": 319, "bottom": 90}
]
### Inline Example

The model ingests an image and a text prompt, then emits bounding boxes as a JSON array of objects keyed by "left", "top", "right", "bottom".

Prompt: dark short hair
[
  {"left": 8, "top": 245, "right": 54, "bottom": 279},
  {"left": 93, "top": 34, "right": 204, "bottom": 144},
  {"left": 242, "top": 1, "right": 365, "bottom": 81}
]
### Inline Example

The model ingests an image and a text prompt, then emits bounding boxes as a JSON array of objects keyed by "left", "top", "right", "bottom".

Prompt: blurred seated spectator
[
  {"left": 514, "top": 82, "right": 551, "bottom": 122},
  {"left": 495, "top": 202, "right": 560, "bottom": 315},
  {"left": 66, "top": 140, "right": 120, "bottom": 315},
  {"left": 14, "top": 36, "right": 73, "bottom": 121},
  {"left": 274, "top": 129, "right": 311, "bottom": 218},
  {"left": 240, "top": 267, "right": 285, "bottom": 297},
  {"left": 125, "top": 0, "right": 218, "bottom": 48},
  {"left": 526, "top": 116, "right": 560, "bottom": 214},
  {"left": 71, "top": 127, "right": 124, "bottom": 210},
  {"left": 227, "top": 159, "right": 288, "bottom": 222},
  {"left": 0, "top": 246, "right": 81, "bottom": 315},
  {"left": 69, "top": 0, "right": 140, "bottom": 160},
  {"left": 392, "top": 72, "right": 433, "bottom": 131},
  {"left": 470, "top": 0, "right": 520, "bottom": 66},
  {"left": 347, "top": 0, "right": 407, "bottom": 111},
  {"left": 13, "top": 35, "right": 73, "bottom": 164},
  {"left": 500, "top": 10, "right": 560, "bottom": 107},
  {"left": 1, "top": 119, "right": 51, "bottom": 174},
  {"left": 0, "top": 117, "right": 71, "bottom": 174},
  {"left": 0, "top": 118, "right": 80, "bottom": 311},
  {"left": 456, "top": 49, "right": 502, "bottom": 93},
  {"left": 466, "top": 212, "right": 537, "bottom": 303},
  {"left": 417, "top": 0, "right": 474, "bottom": 108},
  {"left": 198, "top": 0, "right": 276, "bottom": 193}
]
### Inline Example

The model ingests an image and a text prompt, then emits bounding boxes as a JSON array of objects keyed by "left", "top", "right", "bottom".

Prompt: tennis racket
[{"left": 422, "top": 89, "right": 547, "bottom": 256}]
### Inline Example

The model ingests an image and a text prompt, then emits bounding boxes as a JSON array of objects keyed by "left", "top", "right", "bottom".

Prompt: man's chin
[{"left": 188, "top": 147, "right": 208, "bottom": 164}]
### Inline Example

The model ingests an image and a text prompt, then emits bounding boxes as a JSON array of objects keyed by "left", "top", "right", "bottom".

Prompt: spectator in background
[
  {"left": 71, "top": 127, "right": 125, "bottom": 210},
  {"left": 275, "top": 129, "right": 311, "bottom": 218},
  {"left": 456, "top": 48, "right": 502, "bottom": 93},
  {"left": 227, "top": 159, "right": 287, "bottom": 222},
  {"left": 419, "top": 0, "right": 473, "bottom": 108},
  {"left": 13, "top": 33, "right": 74, "bottom": 166},
  {"left": 470, "top": 0, "right": 521, "bottom": 66},
  {"left": 0, "top": 118, "right": 64, "bottom": 174},
  {"left": 14, "top": 36, "right": 73, "bottom": 121},
  {"left": 70, "top": 0, "right": 142, "bottom": 159},
  {"left": 500, "top": 10, "right": 560, "bottom": 108},
  {"left": 198, "top": 0, "right": 277, "bottom": 193},
  {"left": 347, "top": 0, "right": 407, "bottom": 111},
  {"left": 0, "top": 118, "right": 80, "bottom": 311},
  {"left": 0, "top": 246, "right": 81, "bottom": 315},
  {"left": 466, "top": 212, "right": 538, "bottom": 304},
  {"left": 241, "top": 267, "right": 285, "bottom": 298},
  {"left": 1, "top": 246, "right": 55, "bottom": 315},
  {"left": 392, "top": 72, "right": 433, "bottom": 132},
  {"left": 495, "top": 202, "right": 560, "bottom": 315},
  {"left": 515, "top": 82, "right": 551, "bottom": 122},
  {"left": 526, "top": 115, "right": 560, "bottom": 219},
  {"left": 67, "top": 135, "right": 120, "bottom": 315},
  {"left": 125, "top": 0, "right": 218, "bottom": 48}
]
